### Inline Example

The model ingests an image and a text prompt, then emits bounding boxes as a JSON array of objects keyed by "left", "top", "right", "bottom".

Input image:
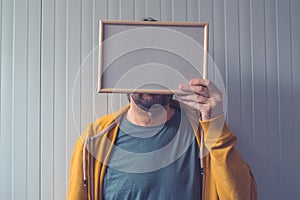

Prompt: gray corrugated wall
[{"left": 0, "top": 0, "right": 299, "bottom": 199}]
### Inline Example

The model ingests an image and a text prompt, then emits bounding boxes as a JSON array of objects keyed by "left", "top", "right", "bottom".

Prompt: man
[{"left": 67, "top": 77, "right": 257, "bottom": 199}]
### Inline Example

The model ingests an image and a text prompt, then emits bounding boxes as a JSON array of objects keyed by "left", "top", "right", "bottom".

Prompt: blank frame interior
[{"left": 98, "top": 20, "right": 208, "bottom": 94}]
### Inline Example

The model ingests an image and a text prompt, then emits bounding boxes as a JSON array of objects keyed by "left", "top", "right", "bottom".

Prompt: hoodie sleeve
[
  {"left": 200, "top": 114, "right": 258, "bottom": 200},
  {"left": 67, "top": 134, "right": 88, "bottom": 200}
]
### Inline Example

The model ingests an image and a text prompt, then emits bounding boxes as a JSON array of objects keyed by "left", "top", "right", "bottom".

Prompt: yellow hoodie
[{"left": 67, "top": 101, "right": 257, "bottom": 200}]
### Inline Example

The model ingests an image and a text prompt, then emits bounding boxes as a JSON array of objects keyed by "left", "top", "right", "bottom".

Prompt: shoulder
[
  {"left": 82, "top": 113, "right": 117, "bottom": 138},
  {"left": 80, "top": 104, "right": 131, "bottom": 139}
]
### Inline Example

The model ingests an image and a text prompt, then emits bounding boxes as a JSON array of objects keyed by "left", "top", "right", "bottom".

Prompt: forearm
[{"left": 200, "top": 115, "right": 257, "bottom": 200}]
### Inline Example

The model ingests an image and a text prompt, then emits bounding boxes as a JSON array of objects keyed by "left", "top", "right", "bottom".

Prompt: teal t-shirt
[{"left": 103, "top": 108, "right": 202, "bottom": 200}]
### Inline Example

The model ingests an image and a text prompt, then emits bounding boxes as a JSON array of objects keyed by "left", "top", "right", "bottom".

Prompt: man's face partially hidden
[{"left": 131, "top": 93, "right": 172, "bottom": 112}]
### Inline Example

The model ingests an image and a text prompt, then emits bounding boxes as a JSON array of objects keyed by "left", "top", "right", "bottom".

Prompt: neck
[{"left": 126, "top": 101, "right": 174, "bottom": 126}]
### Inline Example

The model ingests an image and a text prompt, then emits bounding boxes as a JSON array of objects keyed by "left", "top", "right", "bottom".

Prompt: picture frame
[{"left": 98, "top": 20, "right": 208, "bottom": 94}]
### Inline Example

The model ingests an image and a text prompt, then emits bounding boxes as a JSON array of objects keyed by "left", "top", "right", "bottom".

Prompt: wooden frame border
[{"left": 98, "top": 20, "right": 209, "bottom": 94}]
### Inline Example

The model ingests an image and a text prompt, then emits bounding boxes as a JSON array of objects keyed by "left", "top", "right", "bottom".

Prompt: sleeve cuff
[{"left": 199, "top": 113, "right": 232, "bottom": 144}]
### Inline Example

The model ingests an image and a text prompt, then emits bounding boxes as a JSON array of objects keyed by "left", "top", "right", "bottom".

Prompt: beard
[{"left": 131, "top": 93, "right": 172, "bottom": 112}]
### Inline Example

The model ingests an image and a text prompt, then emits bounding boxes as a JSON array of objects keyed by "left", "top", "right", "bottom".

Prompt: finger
[
  {"left": 189, "top": 79, "right": 209, "bottom": 86},
  {"left": 179, "top": 84, "right": 210, "bottom": 97},
  {"left": 190, "top": 79, "right": 218, "bottom": 92},
  {"left": 176, "top": 94, "right": 209, "bottom": 104},
  {"left": 178, "top": 84, "right": 193, "bottom": 92},
  {"left": 177, "top": 98, "right": 211, "bottom": 112}
]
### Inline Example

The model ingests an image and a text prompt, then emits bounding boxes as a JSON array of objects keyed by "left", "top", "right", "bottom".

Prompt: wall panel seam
[
  {"left": 53, "top": 0, "right": 57, "bottom": 197},
  {"left": 119, "top": 0, "right": 121, "bottom": 20},
  {"left": 0, "top": 0, "right": 2, "bottom": 147},
  {"left": 93, "top": 0, "right": 95, "bottom": 121},
  {"left": 211, "top": 0, "right": 215, "bottom": 80},
  {"left": 263, "top": 0, "right": 270, "bottom": 168},
  {"left": 172, "top": 0, "right": 174, "bottom": 21},
  {"left": 65, "top": 0, "right": 69, "bottom": 193},
  {"left": 146, "top": 0, "right": 148, "bottom": 18},
  {"left": 106, "top": 0, "right": 109, "bottom": 115},
  {"left": 197, "top": 0, "right": 200, "bottom": 21},
  {"left": 185, "top": 0, "right": 187, "bottom": 22},
  {"left": 275, "top": 0, "right": 282, "bottom": 194},
  {"left": 11, "top": 0, "right": 16, "bottom": 197},
  {"left": 237, "top": 0, "right": 242, "bottom": 133},
  {"left": 159, "top": 0, "right": 161, "bottom": 20},
  {"left": 26, "top": 0, "right": 30, "bottom": 198},
  {"left": 78, "top": 0, "right": 82, "bottom": 140},
  {"left": 224, "top": 0, "right": 228, "bottom": 120},
  {"left": 38, "top": 0, "right": 43, "bottom": 199},
  {"left": 106, "top": 0, "right": 108, "bottom": 20},
  {"left": 288, "top": 0, "right": 295, "bottom": 166},
  {"left": 133, "top": 0, "right": 135, "bottom": 19},
  {"left": 212, "top": 0, "right": 215, "bottom": 81},
  {"left": 249, "top": 0, "right": 255, "bottom": 156}
]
